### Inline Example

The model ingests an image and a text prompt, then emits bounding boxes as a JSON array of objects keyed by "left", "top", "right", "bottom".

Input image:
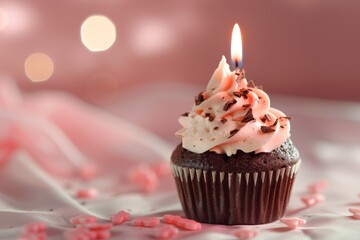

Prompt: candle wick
[{"left": 235, "top": 61, "right": 240, "bottom": 73}]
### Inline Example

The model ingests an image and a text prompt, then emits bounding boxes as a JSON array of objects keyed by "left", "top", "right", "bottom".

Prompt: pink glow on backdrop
[{"left": 0, "top": 0, "right": 360, "bottom": 104}]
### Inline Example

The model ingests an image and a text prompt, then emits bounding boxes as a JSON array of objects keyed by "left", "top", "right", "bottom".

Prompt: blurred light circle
[
  {"left": 81, "top": 15, "right": 116, "bottom": 52},
  {"left": 0, "top": 7, "right": 8, "bottom": 31},
  {"left": 24, "top": 53, "right": 54, "bottom": 82}
]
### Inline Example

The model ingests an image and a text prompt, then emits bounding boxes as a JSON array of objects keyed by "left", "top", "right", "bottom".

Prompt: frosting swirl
[{"left": 176, "top": 56, "right": 291, "bottom": 156}]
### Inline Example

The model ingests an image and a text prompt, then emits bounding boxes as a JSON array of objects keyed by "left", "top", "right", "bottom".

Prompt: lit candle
[{"left": 231, "top": 23, "right": 243, "bottom": 73}]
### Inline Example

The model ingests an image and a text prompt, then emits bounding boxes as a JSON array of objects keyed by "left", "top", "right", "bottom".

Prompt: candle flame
[{"left": 231, "top": 23, "right": 242, "bottom": 67}]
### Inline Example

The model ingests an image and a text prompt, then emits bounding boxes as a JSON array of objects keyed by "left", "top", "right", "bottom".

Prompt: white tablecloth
[{"left": 0, "top": 80, "right": 359, "bottom": 239}]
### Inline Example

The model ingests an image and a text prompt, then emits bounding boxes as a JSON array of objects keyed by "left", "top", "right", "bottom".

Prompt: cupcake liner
[{"left": 171, "top": 160, "right": 301, "bottom": 225}]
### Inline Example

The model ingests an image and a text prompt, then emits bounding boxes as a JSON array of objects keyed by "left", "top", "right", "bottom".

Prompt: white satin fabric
[{"left": 0, "top": 79, "right": 359, "bottom": 239}]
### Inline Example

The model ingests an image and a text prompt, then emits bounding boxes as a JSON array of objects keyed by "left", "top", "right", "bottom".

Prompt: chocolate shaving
[
  {"left": 264, "top": 114, "right": 271, "bottom": 122},
  {"left": 280, "top": 116, "right": 292, "bottom": 120},
  {"left": 223, "top": 98, "right": 237, "bottom": 111},
  {"left": 214, "top": 126, "right": 219, "bottom": 131},
  {"left": 195, "top": 92, "right": 204, "bottom": 106},
  {"left": 181, "top": 112, "right": 189, "bottom": 117},
  {"left": 242, "top": 103, "right": 251, "bottom": 109},
  {"left": 241, "top": 108, "right": 255, "bottom": 123},
  {"left": 228, "top": 129, "right": 239, "bottom": 138},
  {"left": 221, "top": 118, "right": 227, "bottom": 124},
  {"left": 260, "top": 113, "right": 271, "bottom": 122},
  {"left": 261, "top": 126, "right": 276, "bottom": 133},
  {"left": 270, "top": 118, "right": 279, "bottom": 127},
  {"left": 205, "top": 112, "right": 215, "bottom": 122},
  {"left": 233, "top": 88, "right": 249, "bottom": 100},
  {"left": 260, "top": 118, "right": 279, "bottom": 133},
  {"left": 280, "top": 125, "right": 285, "bottom": 129}
]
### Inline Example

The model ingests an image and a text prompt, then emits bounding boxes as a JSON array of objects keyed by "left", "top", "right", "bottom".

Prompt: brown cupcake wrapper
[{"left": 171, "top": 160, "right": 301, "bottom": 225}]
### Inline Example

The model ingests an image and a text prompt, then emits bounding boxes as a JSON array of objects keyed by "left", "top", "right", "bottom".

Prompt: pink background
[
  {"left": 1, "top": 0, "right": 360, "bottom": 104},
  {"left": 1, "top": 1, "right": 360, "bottom": 239}
]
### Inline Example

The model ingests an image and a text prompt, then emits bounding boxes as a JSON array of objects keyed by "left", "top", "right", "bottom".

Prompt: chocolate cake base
[{"left": 171, "top": 139, "right": 301, "bottom": 225}]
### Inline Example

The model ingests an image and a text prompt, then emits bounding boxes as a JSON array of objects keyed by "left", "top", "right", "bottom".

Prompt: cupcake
[{"left": 171, "top": 56, "right": 301, "bottom": 225}]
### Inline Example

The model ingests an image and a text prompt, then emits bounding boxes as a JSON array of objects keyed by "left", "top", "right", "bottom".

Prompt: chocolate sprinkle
[
  {"left": 228, "top": 129, "right": 239, "bottom": 138},
  {"left": 261, "top": 126, "right": 276, "bottom": 133},
  {"left": 242, "top": 103, "right": 251, "bottom": 109},
  {"left": 181, "top": 112, "right": 189, "bottom": 117},
  {"left": 205, "top": 112, "right": 215, "bottom": 122},
  {"left": 233, "top": 88, "right": 249, "bottom": 100},
  {"left": 221, "top": 118, "right": 228, "bottom": 124},
  {"left": 195, "top": 92, "right": 204, "bottom": 106},
  {"left": 214, "top": 126, "right": 219, "bottom": 130},
  {"left": 280, "top": 116, "right": 292, "bottom": 120},
  {"left": 223, "top": 98, "right": 237, "bottom": 111},
  {"left": 264, "top": 114, "right": 271, "bottom": 122},
  {"left": 270, "top": 118, "right": 279, "bottom": 127},
  {"left": 241, "top": 108, "right": 255, "bottom": 123},
  {"left": 260, "top": 114, "right": 271, "bottom": 122},
  {"left": 260, "top": 119, "right": 279, "bottom": 133}
]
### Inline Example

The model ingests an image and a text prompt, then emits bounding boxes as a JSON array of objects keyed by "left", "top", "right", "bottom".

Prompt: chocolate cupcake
[{"left": 171, "top": 56, "right": 301, "bottom": 225}]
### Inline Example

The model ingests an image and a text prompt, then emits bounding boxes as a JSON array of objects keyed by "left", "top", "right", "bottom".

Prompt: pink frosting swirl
[{"left": 176, "top": 56, "right": 291, "bottom": 156}]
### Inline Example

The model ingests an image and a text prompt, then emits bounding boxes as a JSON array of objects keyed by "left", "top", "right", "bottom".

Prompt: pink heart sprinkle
[
  {"left": 162, "top": 214, "right": 201, "bottom": 231},
  {"left": 180, "top": 219, "right": 201, "bottom": 231},
  {"left": 301, "top": 194, "right": 325, "bottom": 206},
  {"left": 70, "top": 215, "right": 97, "bottom": 225},
  {"left": 152, "top": 225, "right": 179, "bottom": 239},
  {"left": 233, "top": 227, "right": 258, "bottom": 239},
  {"left": 349, "top": 207, "right": 360, "bottom": 219},
  {"left": 25, "top": 222, "right": 47, "bottom": 233},
  {"left": 111, "top": 211, "right": 131, "bottom": 225},
  {"left": 151, "top": 162, "right": 171, "bottom": 178},
  {"left": 131, "top": 217, "right": 160, "bottom": 228},
  {"left": 280, "top": 217, "right": 306, "bottom": 229},
  {"left": 77, "top": 223, "right": 113, "bottom": 231},
  {"left": 308, "top": 180, "right": 328, "bottom": 193},
  {"left": 76, "top": 187, "right": 98, "bottom": 199},
  {"left": 64, "top": 228, "right": 96, "bottom": 240},
  {"left": 163, "top": 214, "right": 182, "bottom": 224},
  {"left": 93, "top": 230, "right": 111, "bottom": 239},
  {"left": 128, "top": 165, "right": 159, "bottom": 192}
]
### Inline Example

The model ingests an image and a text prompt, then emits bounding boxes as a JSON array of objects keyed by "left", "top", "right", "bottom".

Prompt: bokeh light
[
  {"left": 24, "top": 53, "right": 54, "bottom": 82},
  {"left": 80, "top": 15, "right": 116, "bottom": 52},
  {"left": 0, "top": 7, "right": 8, "bottom": 31}
]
